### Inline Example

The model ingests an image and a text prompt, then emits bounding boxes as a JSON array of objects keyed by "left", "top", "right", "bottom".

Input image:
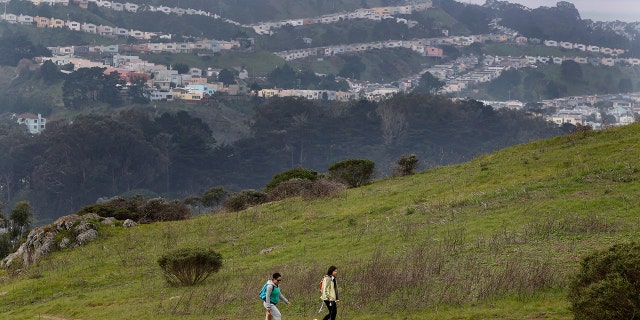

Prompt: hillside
[{"left": 1, "top": 122, "right": 639, "bottom": 319}]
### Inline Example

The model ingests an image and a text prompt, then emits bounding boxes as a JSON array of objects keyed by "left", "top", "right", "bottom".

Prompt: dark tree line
[
  {"left": 485, "top": 64, "right": 635, "bottom": 102},
  {"left": 62, "top": 67, "right": 125, "bottom": 108},
  {"left": 0, "top": 93, "right": 565, "bottom": 224},
  {"left": 0, "top": 34, "right": 51, "bottom": 67}
]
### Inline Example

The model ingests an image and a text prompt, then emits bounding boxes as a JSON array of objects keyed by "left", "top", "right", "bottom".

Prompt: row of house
[
  {"left": 275, "top": 29, "right": 631, "bottom": 63},
  {"left": 275, "top": 39, "right": 444, "bottom": 61},
  {"left": 490, "top": 18, "right": 626, "bottom": 57},
  {"left": 0, "top": 13, "right": 170, "bottom": 40},
  {"left": 248, "top": 1, "right": 432, "bottom": 35},
  {"left": 46, "top": 39, "right": 239, "bottom": 57},
  {"left": 542, "top": 40, "right": 625, "bottom": 56},
  {"left": 18, "top": 0, "right": 213, "bottom": 17},
  {"left": 258, "top": 89, "right": 353, "bottom": 101}
]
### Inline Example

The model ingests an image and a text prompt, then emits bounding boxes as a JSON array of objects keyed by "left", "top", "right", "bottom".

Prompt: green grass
[{"left": 2, "top": 122, "right": 640, "bottom": 319}]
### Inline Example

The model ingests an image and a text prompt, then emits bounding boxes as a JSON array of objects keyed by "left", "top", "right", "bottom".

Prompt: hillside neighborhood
[{"left": 2, "top": 0, "right": 639, "bottom": 133}]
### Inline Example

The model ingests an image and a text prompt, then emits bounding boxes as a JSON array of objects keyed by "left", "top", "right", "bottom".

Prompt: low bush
[
  {"left": 567, "top": 242, "right": 640, "bottom": 320},
  {"left": 77, "top": 200, "right": 138, "bottom": 220},
  {"left": 267, "top": 178, "right": 312, "bottom": 201},
  {"left": 77, "top": 196, "right": 190, "bottom": 223},
  {"left": 395, "top": 154, "right": 419, "bottom": 176},
  {"left": 223, "top": 190, "right": 268, "bottom": 212},
  {"left": 139, "top": 198, "right": 191, "bottom": 223},
  {"left": 300, "top": 178, "right": 347, "bottom": 200},
  {"left": 157, "top": 247, "right": 223, "bottom": 287},
  {"left": 265, "top": 168, "right": 318, "bottom": 191}
]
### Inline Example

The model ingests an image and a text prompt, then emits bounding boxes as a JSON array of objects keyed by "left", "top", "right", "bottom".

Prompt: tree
[
  {"left": 10, "top": 201, "right": 33, "bottom": 238},
  {"left": 173, "top": 63, "right": 189, "bottom": 74},
  {"left": 128, "top": 76, "right": 150, "bottom": 104},
  {"left": 488, "top": 69, "right": 521, "bottom": 100},
  {"left": 267, "top": 64, "right": 297, "bottom": 88},
  {"left": 217, "top": 68, "right": 236, "bottom": 86},
  {"left": 0, "top": 35, "right": 51, "bottom": 66},
  {"left": 568, "top": 242, "right": 640, "bottom": 319},
  {"left": 328, "top": 159, "right": 375, "bottom": 188},
  {"left": 338, "top": 56, "right": 366, "bottom": 79},
  {"left": 617, "top": 78, "right": 633, "bottom": 93},
  {"left": 413, "top": 72, "right": 445, "bottom": 95},
  {"left": 395, "top": 154, "right": 419, "bottom": 176},
  {"left": 0, "top": 202, "right": 5, "bottom": 228},
  {"left": 62, "top": 67, "right": 124, "bottom": 108},
  {"left": 561, "top": 60, "right": 583, "bottom": 81},
  {"left": 200, "top": 186, "right": 228, "bottom": 207},
  {"left": 39, "top": 60, "right": 62, "bottom": 84},
  {"left": 249, "top": 81, "right": 262, "bottom": 94},
  {"left": 545, "top": 80, "right": 564, "bottom": 99}
]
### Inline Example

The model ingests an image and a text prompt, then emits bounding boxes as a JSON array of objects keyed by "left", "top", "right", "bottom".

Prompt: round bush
[
  {"left": 223, "top": 189, "right": 268, "bottom": 212},
  {"left": 265, "top": 168, "right": 318, "bottom": 191},
  {"left": 158, "top": 247, "right": 223, "bottom": 286},
  {"left": 267, "top": 178, "right": 312, "bottom": 201},
  {"left": 328, "top": 158, "right": 375, "bottom": 188},
  {"left": 567, "top": 242, "right": 640, "bottom": 319}
]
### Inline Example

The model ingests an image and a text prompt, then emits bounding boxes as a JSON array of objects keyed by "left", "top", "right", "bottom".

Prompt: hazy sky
[{"left": 461, "top": 0, "right": 640, "bottom": 22}]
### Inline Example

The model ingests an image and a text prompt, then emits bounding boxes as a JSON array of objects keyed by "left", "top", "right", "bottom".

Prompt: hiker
[
  {"left": 261, "top": 272, "right": 291, "bottom": 320},
  {"left": 321, "top": 266, "right": 339, "bottom": 320}
]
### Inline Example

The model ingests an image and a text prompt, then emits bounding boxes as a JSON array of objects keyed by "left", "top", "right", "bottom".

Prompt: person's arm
[
  {"left": 265, "top": 284, "right": 273, "bottom": 307},
  {"left": 280, "top": 292, "right": 290, "bottom": 305}
]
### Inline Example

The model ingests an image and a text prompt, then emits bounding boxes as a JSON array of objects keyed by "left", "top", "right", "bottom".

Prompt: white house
[{"left": 15, "top": 113, "right": 46, "bottom": 134}]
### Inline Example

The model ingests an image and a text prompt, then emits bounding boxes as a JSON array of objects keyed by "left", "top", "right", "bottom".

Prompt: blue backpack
[{"left": 259, "top": 283, "right": 271, "bottom": 300}]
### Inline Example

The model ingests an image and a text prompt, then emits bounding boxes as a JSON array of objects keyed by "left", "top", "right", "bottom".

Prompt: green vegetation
[
  {"left": 157, "top": 248, "right": 223, "bottom": 287},
  {"left": 222, "top": 189, "right": 267, "bottom": 212},
  {"left": 328, "top": 158, "right": 375, "bottom": 188},
  {"left": 394, "top": 153, "right": 419, "bottom": 176},
  {"left": 1, "top": 122, "right": 640, "bottom": 318},
  {"left": 567, "top": 242, "right": 640, "bottom": 319},
  {"left": 265, "top": 168, "right": 319, "bottom": 191}
]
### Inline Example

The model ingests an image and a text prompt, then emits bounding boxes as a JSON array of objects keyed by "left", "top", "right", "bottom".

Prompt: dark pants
[{"left": 322, "top": 300, "right": 337, "bottom": 320}]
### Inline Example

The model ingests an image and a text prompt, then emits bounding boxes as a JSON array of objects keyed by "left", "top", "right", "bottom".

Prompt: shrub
[
  {"left": 567, "top": 242, "right": 640, "bottom": 319},
  {"left": 200, "top": 186, "right": 229, "bottom": 207},
  {"left": 395, "top": 154, "right": 419, "bottom": 176},
  {"left": 301, "top": 178, "right": 347, "bottom": 200},
  {"left": 328, "top": 158, "right": 375, "bottom": 188},
  {"left": 78, "top": 198, "right": 138, "bottom": 220},
  {"left": 267, "top": 178, "right": 347, "bottom": 201},
  {"left": 223, "top": 190, "right": 268, "bottom": 212},
  {"left": 139, "top": 198, "right": 191, "bottom": 223},
  {"left": 157, "top": 247, "right": 223, "bottom": 286},
  {"left": 267, "top": 178, "right": 311, "bottom": 201},
  {"left": 77, "top": 197, "right": 190, "bottom": 223},
  {"left": 265, "top": 168, "right": 318, "bottom": 191}
]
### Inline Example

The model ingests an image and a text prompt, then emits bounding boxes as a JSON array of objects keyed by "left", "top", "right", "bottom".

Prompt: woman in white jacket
[{"left": 320, "top": 266, "right": 339, "bottom": 320}]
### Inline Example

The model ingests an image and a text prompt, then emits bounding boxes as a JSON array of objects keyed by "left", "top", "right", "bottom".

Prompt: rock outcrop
[{"left": 1, "top": 213, "right": 122, "bottom": 271}]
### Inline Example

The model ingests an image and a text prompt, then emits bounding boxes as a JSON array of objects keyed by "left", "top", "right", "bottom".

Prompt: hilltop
[{"left": 0, "top": 121, "right": 639, "bottom": 319}]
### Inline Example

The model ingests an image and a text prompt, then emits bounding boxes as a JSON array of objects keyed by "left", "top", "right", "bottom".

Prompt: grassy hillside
[{"left": 1, "top": 122, "right": 639, "bottom": 319}]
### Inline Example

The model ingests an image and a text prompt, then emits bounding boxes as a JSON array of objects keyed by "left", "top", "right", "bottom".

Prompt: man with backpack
[{"left": 260, "top": 272, "right": 291, "bottom": 320}]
